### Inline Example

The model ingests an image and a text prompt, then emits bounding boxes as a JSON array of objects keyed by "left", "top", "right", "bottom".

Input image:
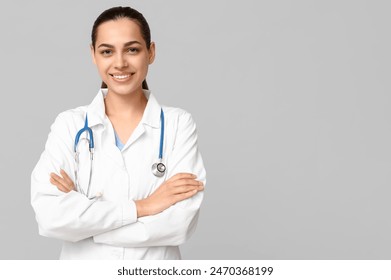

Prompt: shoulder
[
  {"left": 162, "top": 105, "right": 188, "bottom": 117},
  {"left": 162, "top": 106, "right": 197, "bottom": 129},
  {"left": 57, "top": 105, "right": 88, "bottom": 120},
  {"left": 50, "top": 106, "right": 88, "bottom": 132},
  {"left": 161, "top": 106, "right": 199, "bottom": 146}
]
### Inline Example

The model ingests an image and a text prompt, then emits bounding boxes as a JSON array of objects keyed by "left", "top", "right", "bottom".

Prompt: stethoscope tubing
[
  {"left": 158, "top": 109, "right": 164, "bottom": 160},
  {"left": 74, "top": 115, "right": 94, "bottom": 153}
]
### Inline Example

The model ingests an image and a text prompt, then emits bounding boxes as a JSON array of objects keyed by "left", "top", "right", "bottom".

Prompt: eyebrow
[{"left": 97, "top": 41, "right": 142, "bottom": 48}]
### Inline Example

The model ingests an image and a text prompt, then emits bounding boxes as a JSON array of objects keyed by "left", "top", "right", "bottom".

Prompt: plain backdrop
[{"left": 1, "top": 0, "right": 391, "bottom": 259}]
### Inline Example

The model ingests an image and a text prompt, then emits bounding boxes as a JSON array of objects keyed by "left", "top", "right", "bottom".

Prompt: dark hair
[{"left": 91, "top": 6, "right": 151, "bottom": 89}]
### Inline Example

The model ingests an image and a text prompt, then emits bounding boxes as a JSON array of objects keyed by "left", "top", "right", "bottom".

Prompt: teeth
[{"left": 113, "top": 74, "right": 130, "bottom": 79}]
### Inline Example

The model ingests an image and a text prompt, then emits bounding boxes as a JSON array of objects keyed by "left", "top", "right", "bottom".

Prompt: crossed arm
[
  {"left": 32, "top": 111, "right": 206, "bottom": 246},
  {"left": 50, "top": 170, "right": 204, "bottom": 218}
]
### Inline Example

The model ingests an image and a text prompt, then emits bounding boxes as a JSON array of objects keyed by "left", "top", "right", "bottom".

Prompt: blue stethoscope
[{"left": 74, "top": 109, "right": 166, "bottom": 198}]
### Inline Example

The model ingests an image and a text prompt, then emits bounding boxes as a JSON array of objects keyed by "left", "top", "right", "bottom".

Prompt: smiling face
[{"left": 91, "top": 18, "right": 155, "bottom": 96}]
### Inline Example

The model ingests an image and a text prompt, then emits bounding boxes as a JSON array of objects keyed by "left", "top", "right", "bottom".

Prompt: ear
[
  {"left": 90, "top": 44, "right": 97, "bottom": 65},
  {"left": 148, "top": 42, "right": 156, "bottom": 64}
]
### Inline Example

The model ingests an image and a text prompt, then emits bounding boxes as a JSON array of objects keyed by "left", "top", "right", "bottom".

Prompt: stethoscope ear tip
[
  {"left": 88, "top": 191, "right": 103, "bottom": 200},
  {"left": 95, "top": 192, "right": 103, "bottom": 198}
]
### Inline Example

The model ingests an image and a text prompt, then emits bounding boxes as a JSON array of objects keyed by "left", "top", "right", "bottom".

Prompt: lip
[{"left": 109, "top": 72, "right": 134, "bottom": 82}]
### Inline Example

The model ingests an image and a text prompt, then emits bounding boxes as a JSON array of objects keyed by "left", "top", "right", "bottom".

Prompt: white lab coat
[{"left": 31, "top": 89, "right": 206, "bottom": 259}]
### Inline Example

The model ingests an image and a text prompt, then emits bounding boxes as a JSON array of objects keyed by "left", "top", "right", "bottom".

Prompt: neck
[{"left": 104, "top": 88, "right": 147, "bottom": 119}]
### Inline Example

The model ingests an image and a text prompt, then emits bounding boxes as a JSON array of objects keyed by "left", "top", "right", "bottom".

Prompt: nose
[{"left": 114, "top": 53, "right": 128, "bottom": 68}]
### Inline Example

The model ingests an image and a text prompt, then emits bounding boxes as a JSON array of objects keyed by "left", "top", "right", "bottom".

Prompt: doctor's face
[{"left": 91, "top": 18, "right": 155, "bottom": 96}]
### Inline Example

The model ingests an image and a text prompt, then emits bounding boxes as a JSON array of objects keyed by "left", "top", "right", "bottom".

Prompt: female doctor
[{"left": 31, "top": 6, "right": 205, "bottom": 260}]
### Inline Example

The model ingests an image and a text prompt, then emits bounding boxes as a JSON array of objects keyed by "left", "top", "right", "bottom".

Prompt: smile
[
  {"left": 110, "top": 74, "right": 131, "bottom": 79},
  {"left": 109, "top": 73, "right": 134, "bottom": 82},
  {"left": 114, "top": 75, "right": 129, "bottom": 79}
]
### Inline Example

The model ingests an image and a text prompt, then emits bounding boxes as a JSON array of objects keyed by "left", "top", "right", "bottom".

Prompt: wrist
[{"left": 135, "top": 199, "right": 149, "bottom": 218}]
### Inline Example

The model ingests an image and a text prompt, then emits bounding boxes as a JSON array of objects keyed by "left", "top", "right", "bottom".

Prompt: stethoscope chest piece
[{"left": 152, "top": 162, "right": 166, "bottom": 177}]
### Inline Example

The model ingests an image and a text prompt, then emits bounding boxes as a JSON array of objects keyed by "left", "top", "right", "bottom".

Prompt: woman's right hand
[{"left": 135, "top": 173, "right": 204, "bottom": 217}]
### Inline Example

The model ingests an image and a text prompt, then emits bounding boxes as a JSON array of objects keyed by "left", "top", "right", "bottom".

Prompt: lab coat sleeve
[
  {"left": 31, "top": 112, "right": 138, "bottom": 243},
  {"left": 93, "top": 111, "right": 206, "bottom": 247}
]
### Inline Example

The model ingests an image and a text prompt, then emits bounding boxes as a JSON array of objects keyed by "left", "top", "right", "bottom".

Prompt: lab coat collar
[{"left": 86, "top": 89, "right": 161, "bottom": 129}]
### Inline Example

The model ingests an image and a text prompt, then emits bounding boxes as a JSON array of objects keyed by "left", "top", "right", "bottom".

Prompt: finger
[
  {"left": 51, "top": 173, "right": 73, "bottom": 192},
  {"left": 168, "top": 179, "right": 203, "bottom": 189},
  {"left": 164, "top": 178, "right": 203, "bottom": 194},
  {"left": 50, "top": 173, "right": 65, "bottom": 186},
  {"left": 166, "top": 173, "right": 197, "bottom": 183},
  {"left": 50, "top": 177, "right": 69, "bottom": 193},
  {"left": 172, "top": 184, "right": 204, "bottom": 195},
  {"left": 60, "top": 169, "right": 75, "bottom": 189},
  {"left": 50, "top": 175, "right": 69, "bottom": 192},
  {"left": 50, "top": 172, "right": 62, "bottom": 181},
  {"left": 166, "top": 182, "right": 203, "bottom": 195},
  {"left": 173, "top": 189, "right": 198, "bottom": 203}
]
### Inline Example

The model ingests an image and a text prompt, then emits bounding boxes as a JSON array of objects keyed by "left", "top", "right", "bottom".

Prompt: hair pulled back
[{"left": 91, "top": 6, "right": 151, "bottom": 89}]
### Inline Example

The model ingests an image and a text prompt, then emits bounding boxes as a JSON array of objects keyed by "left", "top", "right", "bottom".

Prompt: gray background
[{"left": 0, "top": 0, "right": 390, "bottom": 259}]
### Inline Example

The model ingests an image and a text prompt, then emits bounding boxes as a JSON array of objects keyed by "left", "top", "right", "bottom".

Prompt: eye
[
  {"left": 100, "top": 49, "right": 112, "bottom": 56},
  {"left": 127, "top": 48, "right": 139, "bottom": 54}
]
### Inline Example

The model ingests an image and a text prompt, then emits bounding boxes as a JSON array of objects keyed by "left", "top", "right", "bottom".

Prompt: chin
[{"left": 107, "top": 83, "right": 142, "bottom": 96}]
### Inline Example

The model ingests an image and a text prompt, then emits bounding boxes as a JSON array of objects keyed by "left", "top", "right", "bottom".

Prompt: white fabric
[{"left": 31, "top": 89, "right": 206, "bottom": 259}]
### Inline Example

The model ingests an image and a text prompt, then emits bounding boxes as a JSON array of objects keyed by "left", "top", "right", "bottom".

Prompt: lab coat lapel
[
  {"left": 122, "top": 123, "right": 145, "bottom": 151},
  {"left": 86, "top": 89, "right": 106, "bottom": 127},
  {"left": 86, "top": 89, "right": 162, "bottom": 167},
  {"left": 101, "top": 122, "right": 125, "bottom": 168},
  {"left": 120, "top": 91, "right": 161, "bottom": 150},
  {"left": 87, "top": 89, "right": 125, "bottom": 168}
]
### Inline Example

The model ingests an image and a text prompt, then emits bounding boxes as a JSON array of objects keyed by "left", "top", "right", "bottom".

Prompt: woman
[{"left": 31, "top": 6, "right": 205, "bottom": 260}]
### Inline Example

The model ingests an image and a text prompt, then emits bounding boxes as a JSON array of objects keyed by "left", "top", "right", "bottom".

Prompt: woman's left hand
[{"left": 50, "top": 169, "right": 75, "bottom": 193}]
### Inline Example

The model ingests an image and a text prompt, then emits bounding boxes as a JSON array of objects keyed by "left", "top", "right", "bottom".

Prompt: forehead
[{"left": 95, "top": 18, "right": 144, "bottom": 45}]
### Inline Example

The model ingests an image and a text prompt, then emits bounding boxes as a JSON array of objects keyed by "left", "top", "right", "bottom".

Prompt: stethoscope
[{"left": 74, "top": 109, "right": 166, "bottom": 198}]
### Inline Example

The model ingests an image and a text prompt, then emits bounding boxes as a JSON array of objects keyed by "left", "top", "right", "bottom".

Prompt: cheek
[
  {"left": 131, "top": 50, "right": 150, "bottom": 66},
  {"left": 96, "top": 57, "right": 107, "bottom": 67},
  {"left": 95, "top": 59, "right": 110, "bottom": 75},
  {"left": 133, "top": 56, "right": 150, "bottom": 73}
]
